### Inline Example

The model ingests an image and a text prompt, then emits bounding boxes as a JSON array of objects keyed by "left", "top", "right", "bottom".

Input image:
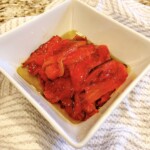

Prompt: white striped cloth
[{"left": 0, "top": 0, "right": 150, "bottom": 149}]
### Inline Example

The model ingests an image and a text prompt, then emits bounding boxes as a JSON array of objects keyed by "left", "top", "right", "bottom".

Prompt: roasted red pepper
[{"left": 22, "top": 34, "right": 128, "bottom": 121}]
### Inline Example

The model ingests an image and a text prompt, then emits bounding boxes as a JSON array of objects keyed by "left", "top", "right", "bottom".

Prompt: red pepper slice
[
  {"left": 22, "top": 35, "right": 128, "bottom": 122},
  {"left": 83, "top": 60, "right": 128, "bottom": 103}
]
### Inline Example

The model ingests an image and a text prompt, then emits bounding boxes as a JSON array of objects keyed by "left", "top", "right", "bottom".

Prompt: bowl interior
[{"left": 0, "top": 0, "right": 150, "bottom": 147}]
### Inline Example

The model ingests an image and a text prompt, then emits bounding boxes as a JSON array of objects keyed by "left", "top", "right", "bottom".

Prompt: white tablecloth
[{"left": 0, "top": 0, "right": 150, "bottom": 149}]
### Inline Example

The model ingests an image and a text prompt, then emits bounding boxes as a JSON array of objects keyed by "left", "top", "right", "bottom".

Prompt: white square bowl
[{"left": 0, "top": 0, "right": 150, "bottom": 148}]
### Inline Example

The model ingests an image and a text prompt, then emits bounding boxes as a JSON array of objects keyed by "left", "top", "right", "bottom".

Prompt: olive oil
[
  {"left": 62, "top": 30, "right": 78, "bottom": 39},
  {"left": 17, "top": 66, "right": 43, "bottom": 93}
]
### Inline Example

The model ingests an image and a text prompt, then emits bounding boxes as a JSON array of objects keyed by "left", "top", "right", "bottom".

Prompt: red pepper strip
[
  {"left": 37, "top": 70, "right": 47, "bottom": 89},
  {"left": 64, "top": 44, "right": 95, "bottom": 65},
  {"left": 43, "top": 40, "right": 87, "bottom": 69},
  {"left": 58, "top": 40, "right": 87, "bottom": 56},
  {"left": 73, "top": 94, "right": 83, "bottom": 120},
  {"left": 61, "top": 98, "right": 72, "bottom": 107},
  {"left": 23, "top": 55, "right": 45, "bottom": 76},
  {"left": 85, "top": 59, "right": 127, "bottom": 87},
  {"left": 66, "top": 94, "right": 98, "bottom": 121},
  {"left": 65, "top": 105, "right": 85, "bottom": 121},
  {"left": 65, "top": 94, "right": 85, "bottom": 121},
  {"left": 65, "top": 105, "right": 74, "bottom": 118},
  {"left": 73, "top": 35, "right": 87, "bottom": 41},
  {"left": 69, "top": 61, "right": 88, "bottom": 91},
  {"left": 45, "top": 35, "right": 63, "bottom": 55},
  {"left": 84, "top": 79, "right": 117, "bottom": 103},
  {"left": 68, "top": 45, "right": 111, "bottom": 91},
  {"left": 42, "top": 41, "right": 87, "bottom": 80},
  {"left": 24, "top": 62, "right": 39, "bottom": 76},
  {"left": 96, "top": 45, "right": 111, "bottom": 64},
  {"left": 82, "top": 101, "right": 98, "bottom": 120},
  {"left": 83, "top": 60, "right": 128, "bottom": 103},
  {"left": 35, "top": 35, "right": 62, "bottom": 55},
  {"left": 23, "top": 36, "right": 63, "bottom": 76},
  {"left": 44, "top": 78, "right": 73, "bottom": 103},
  {"left": 23, "top": 36, "right": 62, "bottom": 65},
  {"left": 96, "top": 90, "right": 114, "bottom": 108},
  {"left": 44, "top": 63, "right": 61, "bottom": 80},
  {"left": 23, "top": 55, "right": 45, "bottom": 67},
  {"left": 38, "top": 69, "right": 48, "bottom": 81},
  {"left": 65, "top": 94, "right": 98, "bottom": 121},
  {"left": 44, "top": 59, "right": 64, "bottom": 80}
]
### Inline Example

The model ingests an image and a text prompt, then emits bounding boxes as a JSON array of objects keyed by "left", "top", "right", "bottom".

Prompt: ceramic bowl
[{"left": 0, "top": 0, "right": 150, "bottom": 148}]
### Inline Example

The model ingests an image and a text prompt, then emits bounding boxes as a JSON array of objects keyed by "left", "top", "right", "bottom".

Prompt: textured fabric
[{"left": 0, "top": 0, "right": 150, "bottom": 149}]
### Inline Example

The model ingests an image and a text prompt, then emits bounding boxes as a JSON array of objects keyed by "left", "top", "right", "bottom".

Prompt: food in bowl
[{"left": 17, "top": 31, "right": 128, "bottom": 121}]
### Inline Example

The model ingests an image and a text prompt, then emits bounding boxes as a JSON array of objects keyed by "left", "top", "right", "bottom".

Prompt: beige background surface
[{"left": 0, "top": 0, "right": 150, "bottom": 24}]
